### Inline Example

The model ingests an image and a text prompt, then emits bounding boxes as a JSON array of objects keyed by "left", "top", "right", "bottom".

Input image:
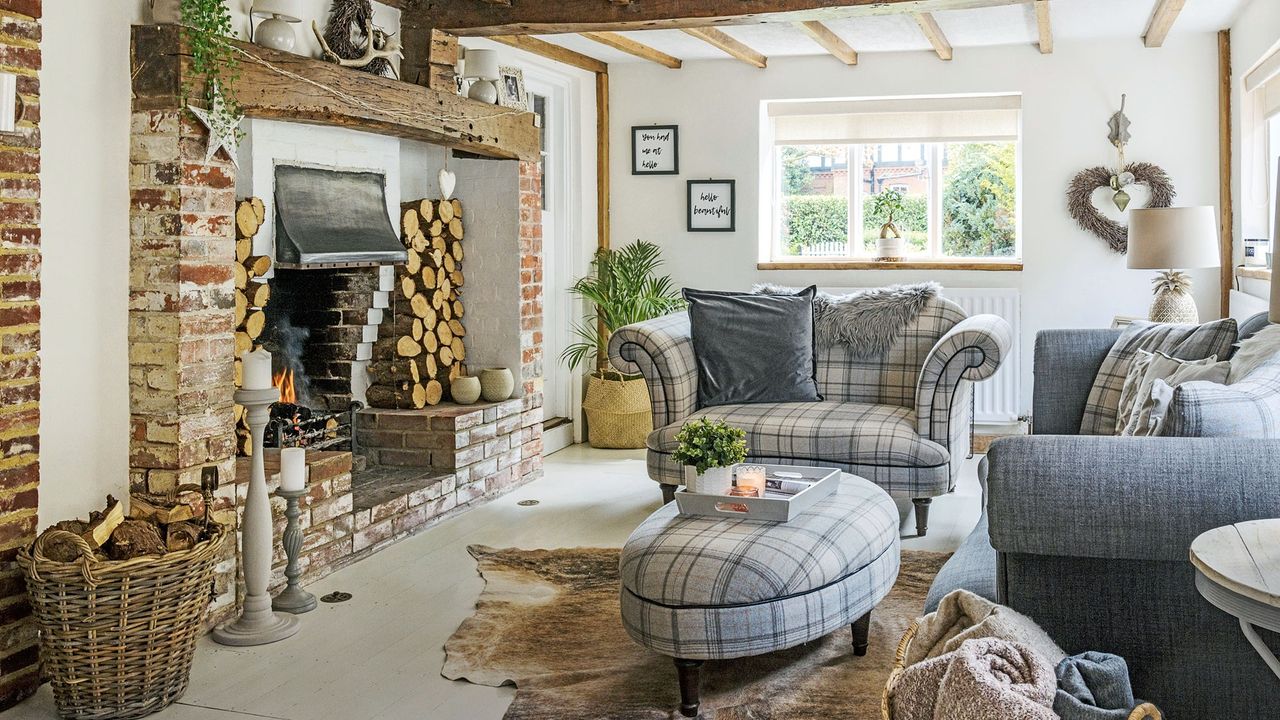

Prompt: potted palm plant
[
  {"left": 564, "top": 241, "right": 684, "bottom": 448},
  {"left": 871, "top": 188, "right": 906, "bottom": 261}
]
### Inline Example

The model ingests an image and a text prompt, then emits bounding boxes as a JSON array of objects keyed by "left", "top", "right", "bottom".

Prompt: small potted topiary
[
  {"left": 871, "top": 188, "right": 906, "bottom": 261},
  {"left": 672, "top": 418, "right": 748, "bottom": 494}
]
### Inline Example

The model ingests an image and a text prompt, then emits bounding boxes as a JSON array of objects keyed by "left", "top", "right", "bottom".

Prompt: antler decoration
[{"left": 313, "top": 19, "right": 403, "bottom": 79}]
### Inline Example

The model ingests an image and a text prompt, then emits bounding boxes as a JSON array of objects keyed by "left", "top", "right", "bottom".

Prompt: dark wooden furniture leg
[
  {"left": 661, "top": 483, "right": 677, "bottom": 505},
  {"left": 851, "top": 610, "right": 872, "bottom": 656},
  {"left": 674, "top": 658, "right": 703, "bottom": 717},
  {"left": 912, "top": 497, "right": 932, "bottom": 537}
]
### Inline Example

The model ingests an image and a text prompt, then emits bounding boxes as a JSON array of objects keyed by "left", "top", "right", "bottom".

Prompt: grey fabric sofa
[
  {"left": 609, "top": 295, "right": 1013, "bottom": 535},
  {"left": 928, "top": 313, "right": 1280, "bottom": 718}
]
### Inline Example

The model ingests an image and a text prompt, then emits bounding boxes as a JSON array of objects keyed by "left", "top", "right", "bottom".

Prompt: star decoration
[{"left": 187, "top": 85, "right": 242, "bottom": 168}]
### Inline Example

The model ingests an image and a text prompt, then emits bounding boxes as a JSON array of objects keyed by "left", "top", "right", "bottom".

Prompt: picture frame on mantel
[
  {"left": 688, "top": 179, "right": 736, "bottom": 232},
  {"left": 631, "top": 125, "right": 679, "bottom": 175}
]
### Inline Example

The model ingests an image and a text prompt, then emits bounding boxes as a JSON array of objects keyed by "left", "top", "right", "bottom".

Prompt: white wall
[
  {"left": 608, "top": 35, "right": 1223, "bottom": 415},
  {"left": 1230, "top": 0, "right": 1280, "bottom": 257}
]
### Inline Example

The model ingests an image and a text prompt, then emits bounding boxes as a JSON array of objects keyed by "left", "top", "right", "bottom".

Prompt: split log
[
  {"left": 438, "top": 320, "right": 453, "bottom": 346},
  {"left": 244, "top": 310, "right": 266, "bottom": 340},
  {"left": 402, "top": 206, "right": 420, "bottom": 237},
  {"left": 450, "top": 270, "right": 464, "bottom": 286},
  {"left": 130, "top": 487, "right": 205, "bottom": 525},
  {"left": 452, "top": 241, "right": 464, "bottom": 262},
  {"left": 418, "top": 198, "right": 434, "bottom": 223},
  {"left": 451, "top": 337, "right": 465, "bottom": 361},
  {"left": 165, "top": 522, "right": 202, "bottom": 552},
  {"left": 453, "top": 301, "right": 464, "bottom": 317},
  {"left": 451, "top": 199, "right": 462, "bottom": 219},
  {"left": 430, "top": 220, "right": 443, "bottom": 237},
  {"left": 245, "top": 255, "right": 271, "bottom": 279},
  {"left": 410, "top": 231, "right": 428, "bottom": 253},
  {"left": 449, "top": 218, "right": 464, "bottom": 239},
  {"left": 439, "top": 345, "right": 455, "bottom": 367},
  {"left": 421, "top": 267, "right": 437, "bottom": 289},
  {"left": 236, "top": 235, "right": 253, "bottom": 263},
  {"left": 439, "top": 198, "right": 455, "bottom": 223},
  {"left": 396, "top": 336, "right": 423, "bottom": 357},
  {"left": 439, "top": 300, "right": 453, "bottom": 322},
  {"left": 245, "top": 281, "right": 270, "bottom": 307},
  {"left": 106, "top": 519, "right": 166, "bottom": 560},
  {"left": 234, "top": 262, "right": 248, "bottom": 288},
  {"left": 411, "top": 318, "right": 423, "bottom": 340},
  {"left": 236, "top": 201, "right": 261, "bottom": 239},
  {"left": 406, "top": 248, "right": 422, "bottom": 274},
  {"left": 424, "top": 379, "right": 443, "bottom": 405},
  {"left": 410, "top": 293, "right": 431, "bottom": 318},
  {"left": 235, "top": 290, "right": 248, "bottom": 323},
  {"left": 424, "top": 353, "right": 438, "bottom": 378},
  {"left": 251, "top": 197, "right": 265, "bottom": 225},
  {"left": 423, "top": 331, "right": 439, "bottom": 353},
  {"left": 82, "top": 496, "right": 124, "bottom": 550},
  {"left": 235, "top": 331, "right": 252, "bottom": 356},
  {"left": 449, "top": 319, "right": 466, "bottom": 337},
  {"left": 401, "top": 275, "right": 417, "bottom": 299},
  {"left": 412, "top": 382, "right": 428, "bottom": 408}
]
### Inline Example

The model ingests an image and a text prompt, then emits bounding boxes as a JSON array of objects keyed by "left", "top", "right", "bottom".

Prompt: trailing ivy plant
[
  {"left": 671, "top": 419, "right": 748, "bottom": 476},
  {"left": 180, "top": 0, "right": 243, "bottom": 140}
]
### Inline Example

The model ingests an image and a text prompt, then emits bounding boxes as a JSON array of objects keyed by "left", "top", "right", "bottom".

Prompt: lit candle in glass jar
[
  {"left": 727, "top": 486, "right": 759, "bottom": 498},
  {"left": 735, "top": 465, "right": 767, "bottom": 496}
]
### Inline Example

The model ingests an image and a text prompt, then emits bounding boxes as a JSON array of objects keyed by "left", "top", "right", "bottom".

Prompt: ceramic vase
[
  {"left": 451, "top": 376, "right": 481, "bottom": 405},
  {"left": 479, "top": 368, "right": 514, "bottom": 402},
  {"left": 685, "top": 465, "right": 732, "bottom": 495},
  {"left": 876, "top": 223, "right": 905, "bottom": 261}
]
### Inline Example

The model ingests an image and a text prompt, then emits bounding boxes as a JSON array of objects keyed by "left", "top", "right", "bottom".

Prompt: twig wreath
[{"left": 1067, "top": 162, "right": 1176, "bottom": 253}]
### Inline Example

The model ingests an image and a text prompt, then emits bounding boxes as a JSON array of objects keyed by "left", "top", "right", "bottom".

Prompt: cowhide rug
[{"left": 443, "top": 546, "right": 949, "bottom": 719}]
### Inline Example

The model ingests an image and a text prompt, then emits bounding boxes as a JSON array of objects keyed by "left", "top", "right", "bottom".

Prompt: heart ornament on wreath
[{"left": 1067, "top": 161, "right": 1175, "bottom": 254}]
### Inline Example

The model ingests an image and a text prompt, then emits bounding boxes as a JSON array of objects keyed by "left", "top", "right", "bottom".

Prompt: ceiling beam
[
  {"left": 796, "top": 20, "right": 858, "bottom": 65},
  {"left": 487, "top": 35, "right": 609, "bottom": 74},
  {"left": 1143, "top": 0, "right": 1186, "bottom": 48},
  {"left": 581, "top": 32, "right": 683, "bottom": 68},
  {"left": 408, "top": 0, "right": 1027, "bottom": 37},
  {"left": 682, "top": 27, "right": 768, "bottom": 68},
  {"left": 913, "top": 13, "right": 953, "bottom": 60},
  {"left": 1033, "top": 0, "right": 1052, "bottom": 54}
]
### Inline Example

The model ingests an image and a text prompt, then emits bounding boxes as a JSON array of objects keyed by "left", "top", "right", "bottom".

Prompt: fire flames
[{"left": 274, "top": 368, "right": 298, "bottom": 404}]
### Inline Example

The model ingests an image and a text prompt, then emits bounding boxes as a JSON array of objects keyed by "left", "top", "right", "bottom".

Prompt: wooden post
[
  {"left": 595, "top": 70, "right": 610, "bottom": 373},
  {"left": 1219, "top": 29, "right": 1233, "bottom": 319}
]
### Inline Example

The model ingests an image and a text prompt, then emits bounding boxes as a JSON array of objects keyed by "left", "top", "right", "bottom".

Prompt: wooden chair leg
[
  {"left": 660, "top": 483, "right": 677, "bottom": 505},
  {"left": 912, "top": 497, "right": 932, "bottom": 537},
  {"left": 851, "top": 610, "right": 872, "bottom": 656},
  {"left": 674, "top": 658, "right": 703, "bottom": 717}
]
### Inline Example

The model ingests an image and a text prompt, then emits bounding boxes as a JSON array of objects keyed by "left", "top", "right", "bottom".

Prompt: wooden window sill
[{"left": 757, "top": 260, "right": 1023, "bottom": 271}]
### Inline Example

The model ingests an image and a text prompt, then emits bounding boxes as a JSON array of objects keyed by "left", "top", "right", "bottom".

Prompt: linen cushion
[
  {"left": 1119, "top": 353, "right": 1229, "bottom": 437},
  {"left": 1078, "top": 318, "right": 1237, "bottom": 435},
  {"left": 684, "top": 286, "right": 821, "bottom": 407},
  {"left": 1160, "top": 354, "right": 1280, "bottom": 437},
  {"left": 1112, "top": 350, "right": 1156, "bottom": 434},
  {"left": 1227, "top": 323, "right": 1280, "bottom": 383}
]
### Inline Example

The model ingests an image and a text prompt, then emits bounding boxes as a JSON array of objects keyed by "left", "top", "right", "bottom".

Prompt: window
[{"left": 765, "top": 95, "right": 1021, "bottom": 266}]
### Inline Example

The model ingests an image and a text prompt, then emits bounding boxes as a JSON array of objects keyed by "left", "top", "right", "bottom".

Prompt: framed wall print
[
  {"left": 497, "top": 66, "right": 528, "bottom": 111},
  {"left": 631, "top": 125, "right": 679, "bottom": 175},
  {"left": 687, "top": 179, "right": 736, "bottom": 232}
]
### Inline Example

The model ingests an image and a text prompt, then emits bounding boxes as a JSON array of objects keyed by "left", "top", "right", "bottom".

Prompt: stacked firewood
[
  {"left": 367, "top": 198, "right": 467, "bottom": 409},
  {"left": 37, "top": 489, "right": 213, "bottom": 562},
  {"left": 233, "top": 197, "right": 271, "bottom": 456}
]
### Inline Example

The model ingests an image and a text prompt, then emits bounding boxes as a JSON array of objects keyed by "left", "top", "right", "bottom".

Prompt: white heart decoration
[{"left": 438, "top": 168, "right": 457, "bottom": 201}]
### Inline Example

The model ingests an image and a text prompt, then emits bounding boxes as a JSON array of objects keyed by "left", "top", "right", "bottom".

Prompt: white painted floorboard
[{"left": 2, "top": 446, "right": 981, "bottom": 720}]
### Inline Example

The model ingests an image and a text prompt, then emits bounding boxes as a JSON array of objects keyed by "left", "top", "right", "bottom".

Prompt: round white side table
[{"left": 1190, "top": 519, "right": 1280, "bottom": 680}]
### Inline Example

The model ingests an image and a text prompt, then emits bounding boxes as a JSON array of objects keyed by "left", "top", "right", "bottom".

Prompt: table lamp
[
  {"left": 464, "top": 49, "right": 500, "bottom": 104},
  {"left": 1127, "top": 206, "right": 1220, "bottom": 324},
  {"left": 252, "top": 0, "right": 302, "bottom": 53}
]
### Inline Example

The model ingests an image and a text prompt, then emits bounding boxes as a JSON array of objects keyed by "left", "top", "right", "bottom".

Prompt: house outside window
[{"left": 763, "top": 94, "right": 1022, "bottom": 266}]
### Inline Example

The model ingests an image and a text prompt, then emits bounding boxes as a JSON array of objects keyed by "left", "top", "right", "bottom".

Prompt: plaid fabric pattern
[
  {"left": 620, "top": 476, "right": 900, "bottom": 660},
  {"left": 916, "top": 314, "right": 1014, "bottom": 451},
  {"left": 609, "top": 312, "right": 699, "bottom": 429},
  {"left": 1078, "top": 318, "right": 1237, "bottom": 435},
  {"left": 646, "top": 401, "right": 952, "bottom": 495},
  {"left": 1160, "top": 354, "right": 1280, "bottom": 437}
]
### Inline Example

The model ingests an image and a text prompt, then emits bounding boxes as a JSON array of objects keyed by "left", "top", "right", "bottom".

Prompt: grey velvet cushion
[
  {"left": 1160, "top": 354, "right": 1280, "bottom": 437},
  {"left": 684, "top": 286, "right": 821, "bottom": 406}
]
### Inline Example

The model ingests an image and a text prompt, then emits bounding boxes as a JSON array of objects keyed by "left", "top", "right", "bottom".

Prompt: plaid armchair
[{"left": 609, "top": 295, "right": 1013, "bottom": 535}]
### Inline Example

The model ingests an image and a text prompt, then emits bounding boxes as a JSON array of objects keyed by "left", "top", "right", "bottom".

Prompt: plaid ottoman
[{"left": 619, "top": 474, "right": 900, "bottom": 717}]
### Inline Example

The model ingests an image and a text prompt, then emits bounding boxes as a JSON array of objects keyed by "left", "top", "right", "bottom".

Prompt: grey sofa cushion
[
  {"left": 1160, "top": 354, "right": 1280, "bottom": 437},
  {"left": 684, "top": 286, "right": 821, "bottom": 407}
]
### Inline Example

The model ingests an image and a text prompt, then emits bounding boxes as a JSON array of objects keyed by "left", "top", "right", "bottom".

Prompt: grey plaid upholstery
[
  {"left": 1077, "top": 318, "right": 1237, "bottom": 435},
  {"left": 1160, "top": 354, "right": 1280, "bottom": 437},
  {"left": 620, "top": 475, "right": 899, "bottom": 660},
  {"left": 611, "top": 296, "right": 1013, "bottom": 500}
]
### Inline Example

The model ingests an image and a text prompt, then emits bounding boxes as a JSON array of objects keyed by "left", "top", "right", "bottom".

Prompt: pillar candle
[
  {"left": 735, "top": 466, "right": 767, "bottom": 496},
  {"left": 242, "top": 347, "right": 273, "bottom": 390},
  {"left": 279, "top": 447, "right": 306, "bottom": 492}
]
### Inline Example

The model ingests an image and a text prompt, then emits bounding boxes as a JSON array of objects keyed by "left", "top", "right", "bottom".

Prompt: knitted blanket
[
  {"left": 752, "top": 282, "right": 941, "bottom": 358},
  {"left": 891, "top": 638, "right": 1058, "bottom": 720},
  {"left": 1055, "top": 652, "right": 1153, "bottom": 720},
  {"left": 905, "top": 589, "right": 1067, "bottom": 667}
]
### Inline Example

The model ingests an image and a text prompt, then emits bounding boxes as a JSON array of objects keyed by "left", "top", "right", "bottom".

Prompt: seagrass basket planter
[
  {"left": 18, "top": 524, "right": 227, "bottom": 720},
  {"left": 582, "top": 371, "right": 652, "bottom": 449}
]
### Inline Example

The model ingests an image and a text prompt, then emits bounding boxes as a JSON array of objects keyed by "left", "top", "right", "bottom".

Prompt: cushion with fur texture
[{"left": 1228, "top": 323, "right": 1280, "bottom": 383}]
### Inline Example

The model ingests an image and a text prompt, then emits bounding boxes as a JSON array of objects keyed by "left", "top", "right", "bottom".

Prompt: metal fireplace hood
[{"left": 273, "top": 165, "right": 408, "bottom": 268}]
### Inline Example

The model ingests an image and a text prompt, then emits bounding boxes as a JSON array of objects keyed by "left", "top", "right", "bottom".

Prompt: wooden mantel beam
[
  {"left": 130, "top": 25, "right": 539, "bottom": 162},
  {"left": 409, "top": 0, "right": 1025, "bottom": 37},
  {"left": 582, "top": 32, "right": 683, "bottom": 68},
  {"left": 1033, "top": 0, "right": 1052, "bottom": 54},
  {"left": 797, "top": 21, "right": 858, "bottom": 65},
  {"left": 913, "top": 12, "right": 953, "bottom": 60},
  {"left": 488, "top": 35, "right": 609, "bottom": 73},
  {"left": 1143, "top": 0, "right": 1186, "bottom": 48},
  {"left": 682, "top": 27, "right": 768, "bottom": 68}
]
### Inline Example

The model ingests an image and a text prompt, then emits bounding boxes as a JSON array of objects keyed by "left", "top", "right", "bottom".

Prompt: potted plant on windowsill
[
  {"left": 871, "top": 188, "right": 906, "bottom": 261},
  {"left": 672, "top": 418, "right": 748, "bottom": 494},
  {"left": 563, "top": 241, "right": 684, "bottom": 449}
]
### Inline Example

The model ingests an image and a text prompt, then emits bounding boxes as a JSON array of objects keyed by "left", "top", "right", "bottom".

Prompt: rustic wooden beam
[
  {"left": 1033, "top": 0, "right": 1052, "bottom": 54},
  {"left": 597, "top": 71, "right": 610, "bottom": 250},
  {"left": 796, "top": 21, "right": 858, "bottom": 65},
  {"left": 489, "top": 35, "right": 609, "bottom": 74},
  {"left": 581, "top": 32, "right": 683, "bottom": 68},
  {"left": 1219, "top": 29, "right": 1234, "bottom": 319},
  {"left": 1143, "top": 0, "right": 1185, "bottom": 48},
  {"left": 410, "top": 0, "right": 1024, "bottom": 37},
  {"left": 130, "top": 25, "right": 539, "bottom": 162},
  {"left": 913, "top": 12, "right": 952, "bottom": 60},
  {"left": 682, "top": 27, "right": 767, "bottom": 68}
]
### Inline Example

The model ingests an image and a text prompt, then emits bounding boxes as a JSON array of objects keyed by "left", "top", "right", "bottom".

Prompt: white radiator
[{"left": 941, "top": 288, "right": 1021, "bottom": 424}]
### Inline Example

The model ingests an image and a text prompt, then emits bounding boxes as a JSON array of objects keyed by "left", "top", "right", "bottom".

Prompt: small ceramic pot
[
  {"left": 450, "top": 376, "right": 481, "bottom": 405},
  {"left": 479, "top": 368, "right": 514, "bottom": 402},
  {"left": 685, "top": 465, "right": 733, "bottom": 495}
]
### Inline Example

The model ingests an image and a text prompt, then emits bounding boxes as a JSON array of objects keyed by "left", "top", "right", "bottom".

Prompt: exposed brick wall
[
  {"left": 517, "top": 161, "right": 544, "bottom": 483},
  {"left": 0, "top": 0, "right": 39, "bottom": 708}
]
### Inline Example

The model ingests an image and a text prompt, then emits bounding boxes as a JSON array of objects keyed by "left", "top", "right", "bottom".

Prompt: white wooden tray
[{"left": 674, "top": 464, "right": 840, "bottom": 522}]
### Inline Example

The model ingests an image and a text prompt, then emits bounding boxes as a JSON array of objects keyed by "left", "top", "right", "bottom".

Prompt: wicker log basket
[
  {"left": 881, "top": 620, "right": 1163, "bottom": 720},
  {"left": 18, "top": 524, "right": 227, "bottom": 720}
]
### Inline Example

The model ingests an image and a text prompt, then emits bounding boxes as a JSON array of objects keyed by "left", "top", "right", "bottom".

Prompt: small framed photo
[
  {"left": 687, "top": 179, "right": 736, "bottom": 232},
  {"left": 631, "top": 125, "right": 679, "bottom": 175},
  {"left": 497, "top": 66, "right": 528, "bottom": 110}
]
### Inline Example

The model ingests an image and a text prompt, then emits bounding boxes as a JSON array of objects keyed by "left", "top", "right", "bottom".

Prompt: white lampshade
[
  {"left": 464, "top": 49, "right": 499, "bottom": 81},
  {"left": 1126, "top": 206, "right": 1221, "bottom": 270},
  {"left": 251, "top": 0, "right": 301, "bottom": 21}
]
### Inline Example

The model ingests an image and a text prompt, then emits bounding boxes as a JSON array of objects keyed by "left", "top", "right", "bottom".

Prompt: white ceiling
[{"left": 532, "top": 0, "right": 1252, "bottom": 64}]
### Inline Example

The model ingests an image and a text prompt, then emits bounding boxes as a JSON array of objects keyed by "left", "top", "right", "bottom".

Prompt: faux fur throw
[
  {"left": 752, "top": 282, "right": 941, "bottom": 358},
  {"left": 891, "top": 638, "right": 1058, "bottom": 720},
  {"left": 905, "top": 589, "right": 1067, "bottom": 667}
]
